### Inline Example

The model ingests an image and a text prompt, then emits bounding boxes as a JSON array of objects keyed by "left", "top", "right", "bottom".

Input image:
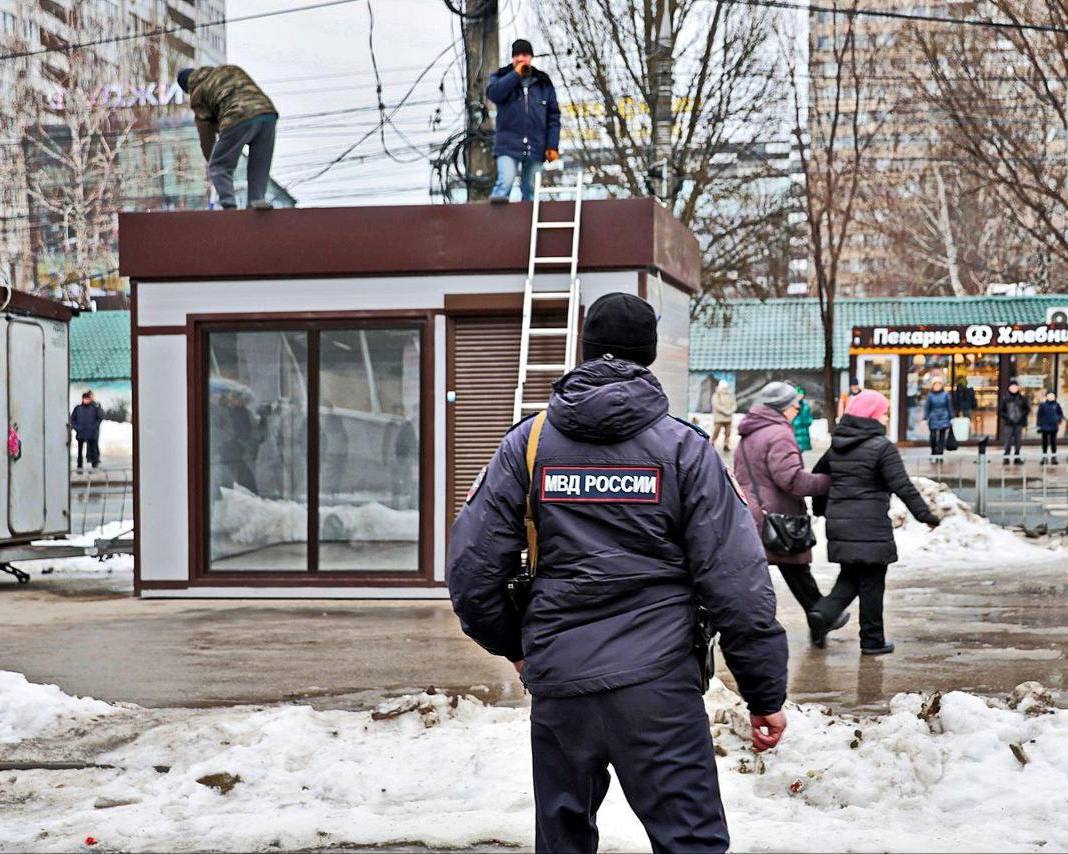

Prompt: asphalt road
[{"left": 0, "top": 559, "right": 1065, "bottom": 714}]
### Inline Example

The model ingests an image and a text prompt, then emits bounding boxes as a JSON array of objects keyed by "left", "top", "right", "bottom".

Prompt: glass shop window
[{"left": 205, "top": 324, "right": 421, "bottom": 574}]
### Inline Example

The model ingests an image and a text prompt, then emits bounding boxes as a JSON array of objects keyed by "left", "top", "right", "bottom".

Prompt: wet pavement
[{"left": 0, "top": 558, "right": 1065, "bottom": 714}]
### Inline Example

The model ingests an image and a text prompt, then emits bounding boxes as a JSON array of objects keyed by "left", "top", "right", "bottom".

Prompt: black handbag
[
  {"left": 944, "top": 428, "right": 959, "bottom": 451},
  {"left": 739, "top": 442, "right": 817, "bottom": 554}
]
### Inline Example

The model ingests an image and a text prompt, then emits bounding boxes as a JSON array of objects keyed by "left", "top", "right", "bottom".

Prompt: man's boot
[
  {"left": 1053, "top": 456, "right": 1059, "bottom": 466},
  {"left": 1041, "top": 455, "right": 1048, "bottom": 466},
  {"left": 250, "top": 199, "right": 273, "bottom": 210}
]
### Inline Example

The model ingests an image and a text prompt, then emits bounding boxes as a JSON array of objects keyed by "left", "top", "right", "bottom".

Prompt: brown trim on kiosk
[
  {"left": 137, "top": 325, "right": 187, "bottom": 336},
  {"left": 5, "top": 290, "right": 74, "bottom": 322},
  {"left": 119, "top": 198, "right": 701, "bottom": 293},
  {"left": 186, "top": 310, "right": 437, "bottom": 587}
]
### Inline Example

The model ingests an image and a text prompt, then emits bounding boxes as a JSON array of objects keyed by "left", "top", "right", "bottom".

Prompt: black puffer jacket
[{"left": 812, "top": 415, "right": 940, "bottom": 565}]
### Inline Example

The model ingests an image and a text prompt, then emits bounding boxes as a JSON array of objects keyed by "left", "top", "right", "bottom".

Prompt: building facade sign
[
  {"left": 47, "top": 82, "right": 185, "bottom": 112},
  {"left": 852, "top": 323, "right": 1068, "bottom": 353}
]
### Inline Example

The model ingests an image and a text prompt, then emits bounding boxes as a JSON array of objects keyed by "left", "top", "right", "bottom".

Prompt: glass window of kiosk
[
  {"left": 952, "top": 353, "right": 999, "bottom": 438},
  {"left": 905, "top": 355, "right": 951, "bottom": 441},
  {"left": 1008, "top": 354, "right": 1056, "bottom": 411}
]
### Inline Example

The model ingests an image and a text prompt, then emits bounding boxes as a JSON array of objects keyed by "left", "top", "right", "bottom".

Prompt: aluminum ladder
[{"left": 512, "top": 167, "right": 584, "bottom": 423}]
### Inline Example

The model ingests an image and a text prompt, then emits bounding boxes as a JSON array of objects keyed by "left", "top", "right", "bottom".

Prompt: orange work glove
[{"left": 545, "top": 148, "right": 560, "bottom": 162}]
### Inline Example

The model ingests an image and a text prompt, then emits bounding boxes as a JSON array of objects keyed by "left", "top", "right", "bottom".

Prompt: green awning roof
[
  {"left": 690, "top": 296, "right": 1068, "bottom": 371},
  {"left": 70, "top": 310, "right": 130, "bottom": 382}
]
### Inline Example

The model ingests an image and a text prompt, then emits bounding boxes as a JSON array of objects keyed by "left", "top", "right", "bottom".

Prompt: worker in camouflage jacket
[{"left": 177, "top": 66, "right": 278, "bottom": 210}]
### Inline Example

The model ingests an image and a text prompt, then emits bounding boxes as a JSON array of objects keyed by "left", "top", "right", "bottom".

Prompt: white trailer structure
[
  {"left": 0, "top": 291, "right": 72, "bottom": 582},
  {"left": 121, "top": 198, "right": 701, "bottom": 598}
]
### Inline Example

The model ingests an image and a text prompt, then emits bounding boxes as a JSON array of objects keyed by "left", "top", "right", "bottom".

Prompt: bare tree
[
  {"left": 538, "top": 0, "right": 795, "bottom": 307},
  {"left": 785, "top": 1, "right": 887, "bottom": 423},
  {"left": 911, "top": 1, "right": 1068, "bottom": 280}
]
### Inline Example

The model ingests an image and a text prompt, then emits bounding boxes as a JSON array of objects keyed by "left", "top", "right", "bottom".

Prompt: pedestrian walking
[
  {"left": 923, "top": 378, "right": 954, "bottom": 460},
  {"left": 486, "top": 39, "right": 561, "bottom": 203},
  {"left": 837, "top": 375, "right": 862, "bottom": 419},
  {"left": 1036, "top": 390, "right": 1064, "bottom": 465},
  {"left": 735, "top": 382, "right": 848, "bottom": 642},
  {"left": 448, "top": 293, "right": 788, "bottom": 854},
  {"left": 999, "top": 379, "right": 1030, "bottom": 465},
  {"left": 71, "top": 390, "right": 104, "bottom": 471},
  {"left": 177, "top": 65, "right": 278, "bottom": 210},
  {"left": 710, "top": 379, "right": 736, "bottom": 452},
  {"left": 808, "top": 390, "right": 941, "bottom": 655},
  {"left": 793, "top": 386, "right": 814, "bottom": 452}
]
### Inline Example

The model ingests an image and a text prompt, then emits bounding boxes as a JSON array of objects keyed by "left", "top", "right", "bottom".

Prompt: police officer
[{"left": 447, "top": 293, "right": 789, "bottom": 854}]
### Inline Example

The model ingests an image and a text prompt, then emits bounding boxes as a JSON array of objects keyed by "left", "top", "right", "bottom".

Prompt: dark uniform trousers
[{"left": 530, "top": 657, "right": 729, "bottom": 854}]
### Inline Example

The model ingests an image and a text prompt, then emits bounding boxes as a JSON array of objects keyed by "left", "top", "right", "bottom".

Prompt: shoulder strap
[
  {"left": 738, "top": 439, "right": 767, "bottom": 512},
  {"left": 524, "top": 411, "right": 548, "bottom": 574}
]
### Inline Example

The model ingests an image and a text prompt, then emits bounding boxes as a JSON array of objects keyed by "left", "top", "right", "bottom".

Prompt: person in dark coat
[
  {"left": 1036, "top": 390, "right": 1064, "bottom": 465},
  {"left": 486, "top": 39, "right": 561, "bottom": 202},
  {"left": 923, "top": 378, "right": 954, "bottom": 459},
  {"left": 999, "top": 379, "right": 1030, "bottom": 465},
  {"left": 808, "top": 390, "right": 940, "bottom": 655},
  {"left": 953, "top": 379, "right": 977, "bottom": 419},
  {"left": 735, "top": 382, "right": 848, "bottom": 642},
  {"left": 71, "top": 390, "right": 104, "bottom": 470},
  {"left": 447, "top": 293, "right": 788, "bottom": 854}
]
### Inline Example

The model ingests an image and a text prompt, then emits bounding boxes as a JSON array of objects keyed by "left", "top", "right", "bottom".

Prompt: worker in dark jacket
[
  {"left": 809, "top": 390, "right": 940, "bottom": 655},
  {"left": 999, "top": 379, "right": 1030, "bottom": 465},
  {"left": 486, "top": 39, "right": 561, "bottom": 202},
  {"left": 1036, "top": 390, "right": 1064, "bottom": 465},
  {"left": 71, "top": 390, "right": 104, "bottom": 470},
  {"left": 448, "top": 293, "right": 788, "bottom": 854},
  {"left": 177, "top": 65, "right": 277, "bottom": 210}
]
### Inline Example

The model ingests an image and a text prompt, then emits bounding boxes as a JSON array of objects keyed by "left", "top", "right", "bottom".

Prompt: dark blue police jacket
[
  {"left": 446, "top": 358, "right": 788, "bottom": 715},
  {"left": 485, "top": 64, "right": 561, "bottom": 161}
]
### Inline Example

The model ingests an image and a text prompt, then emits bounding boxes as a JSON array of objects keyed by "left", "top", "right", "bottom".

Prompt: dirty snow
[
  {"left": 812, "top": 476, "right": 1058, "bottom": 570},
  {"left": 0, "top": 673, "right": 1065, "bottom": 852},
  {"left": 0, "top": 672, "right": 117, "bottom": 744}
]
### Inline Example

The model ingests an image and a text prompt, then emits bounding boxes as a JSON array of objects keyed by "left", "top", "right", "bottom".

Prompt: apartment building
[{"left": 0, "top": 0, "right": 230, "bottom": 293}]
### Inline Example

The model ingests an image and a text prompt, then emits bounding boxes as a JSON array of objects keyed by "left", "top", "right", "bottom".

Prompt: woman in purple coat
[{"left": 735, "top": 382, "right": 849, "bottom": 641}]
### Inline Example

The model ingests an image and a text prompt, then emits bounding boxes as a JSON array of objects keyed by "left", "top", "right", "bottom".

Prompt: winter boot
[
  {"left": 1041, "top": 455, "right": 1048, "bottom": 466},
  {"left": 1003, "top": 456, "right": 1011, "bottom": 465},
  {"left": 1014, "top": 456, "right": 1024, "bottom": 466},
  {"left": 1054, "top": 456, "right": 1059, "bottom": 466},
  {"left": 861, "top": 641, "right": 895, "bottom": 656},
  {"left": 250, "top": 199, "right": 274, "bottom": 210}
]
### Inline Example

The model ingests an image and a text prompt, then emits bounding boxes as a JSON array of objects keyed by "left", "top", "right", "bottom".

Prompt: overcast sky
[{"left": 225, "top": 0, "right": 534, "bottom": 207}]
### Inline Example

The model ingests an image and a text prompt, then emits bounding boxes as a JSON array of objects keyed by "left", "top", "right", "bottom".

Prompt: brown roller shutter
[{"left": 448, "top": 312, "right": 565, "bottom": 524}]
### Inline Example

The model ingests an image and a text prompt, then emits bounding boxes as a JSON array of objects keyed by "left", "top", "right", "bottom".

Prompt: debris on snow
[
  {"left": 1010, "top": 682, "right": 1056, "bottom": 716},
  {"left": 196, "top": 772, "right": 242, "bottom": 795},
  {"left": 1010, "top": 743, "right": 1031, "bottom": 766}
]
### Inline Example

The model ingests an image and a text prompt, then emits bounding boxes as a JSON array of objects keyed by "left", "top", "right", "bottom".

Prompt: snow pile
[
  {"left": 0, "top": 672, "right": 117, "bottom": 744},
  {"left": 2, "top": 675, "right": 1067, "bottom": 852},
  {"left": 812, "top": 477, "right": 1056, "bottom": 570},
  {"left": 214, "top": 485, "right": 418, "bottom": 547},
  {"left": 890, "top": 477, "right": 1055, "bottom": 569}
]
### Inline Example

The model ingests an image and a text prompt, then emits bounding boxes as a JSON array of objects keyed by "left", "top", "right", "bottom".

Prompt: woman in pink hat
[{"left": 808, "top": 389, "right": 941, "bottom": 655}]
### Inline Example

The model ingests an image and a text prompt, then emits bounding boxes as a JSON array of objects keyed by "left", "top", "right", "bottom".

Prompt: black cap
[
  {"left": 177, "top": 68, "right": 194, "bottom": 93},
  {"left": 581, "top": 293, "right": 657, "bottom": 366},
  {"left": 511, "top": 38, "right": 533, "bottom": 57}
]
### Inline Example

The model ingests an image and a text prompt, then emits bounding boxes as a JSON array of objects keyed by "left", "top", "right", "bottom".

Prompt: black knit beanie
[
  {"left": 581, "top": 293, "right": 658, "bottom": 366},
  {"left": 511, "top": 38, "right": 533, "bottom": 57}
]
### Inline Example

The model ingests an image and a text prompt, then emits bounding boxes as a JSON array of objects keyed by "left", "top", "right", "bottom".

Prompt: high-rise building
[{"left": 0, "top": 1, "right": 291, "bottom": 298}]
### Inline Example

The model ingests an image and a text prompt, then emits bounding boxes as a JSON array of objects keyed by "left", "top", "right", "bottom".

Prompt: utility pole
[
  {"left": 463, "top": 0, "right": 498, "bottom": 201},
  {"left": 647, "top": 0, "right": 675, "bottom": 204}
]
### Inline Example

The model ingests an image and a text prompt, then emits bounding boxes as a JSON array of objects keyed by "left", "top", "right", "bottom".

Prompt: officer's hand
[
  {"left": 545, "top": 148, "right": 560, "bottom": 162},
  {"left": 750, "top": 711, "right": 787, "bottom": 752},
  {"left": 512, "top": 659, "right": 525, "bottom": 674}
]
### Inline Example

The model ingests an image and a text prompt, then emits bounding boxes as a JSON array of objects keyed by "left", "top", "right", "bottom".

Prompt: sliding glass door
[{"left": 203, "top": 321, "right": 424, "bottom": 575}]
